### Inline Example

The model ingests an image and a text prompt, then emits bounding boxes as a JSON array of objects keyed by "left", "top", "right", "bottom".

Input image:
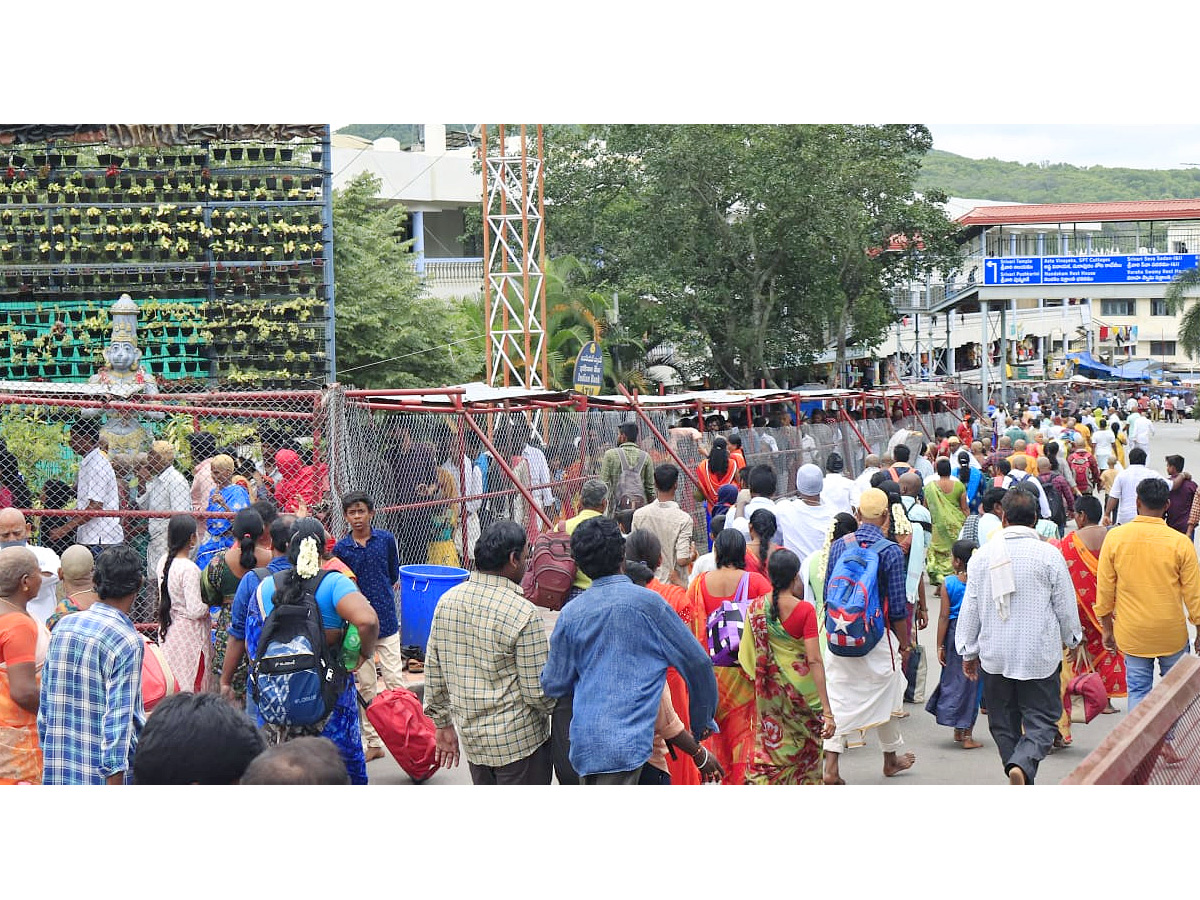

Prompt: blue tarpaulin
[{"left": 1065, "top": 351, "right": 1152, "bottom": 381}]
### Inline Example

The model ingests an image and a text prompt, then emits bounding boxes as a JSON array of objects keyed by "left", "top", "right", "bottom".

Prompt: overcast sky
[{"left": 929, "top": 125, "right": 1200, "bottom": 171}]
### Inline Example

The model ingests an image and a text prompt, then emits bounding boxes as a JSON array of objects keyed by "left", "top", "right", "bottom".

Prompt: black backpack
[
  {"left": 250, "top": 570, "right": 344, "bottom": 728},
  {"left": 1038, "top": 473, "right": 1067, "bottom": 529}
]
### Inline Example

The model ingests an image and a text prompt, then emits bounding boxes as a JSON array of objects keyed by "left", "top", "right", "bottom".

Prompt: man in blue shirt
[
  {"left": 541, "top": 516, "right": 718, "bottom": 784},
  {"left": 39, "top": 544, "right": 145, "bottom": 785},
  {"left": 334, "top": 491, "right": 403, "bottom": 762},
  {"left": 220, "top": 515, "right": 297, "bottom": 714}
]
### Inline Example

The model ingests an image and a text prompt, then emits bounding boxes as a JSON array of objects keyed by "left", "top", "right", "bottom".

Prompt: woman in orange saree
[
  {"left": 687, "top": 529, "right": 770, "bottom": 785},
  {"left": 696, "top": 439, "right": 741, "bottom": 512},
  {"left": 626, "top": 529, "right": 706, "bottom": 786},
  {"left": 1055, "top": 500, "right": 1124, "bottom": 714}
]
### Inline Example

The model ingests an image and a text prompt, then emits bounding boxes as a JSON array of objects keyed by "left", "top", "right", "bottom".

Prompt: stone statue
[{"left": 87, "top": 294, "right": 163, "bottom": 469}]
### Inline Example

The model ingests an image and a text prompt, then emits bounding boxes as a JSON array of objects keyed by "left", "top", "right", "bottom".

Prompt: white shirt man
[
  {"left": 1129, "top": 415, "right": 1153, "bottom": 453},
  {"left": 776, "top": 464, "right": 835, "bottom": 560},
  {"left": 850, "top": 457, "right": 881, "bottom": 509},
  {"left": 1106, "top": 456, "right": 1171, "bottom": 526},
  {"left": 138, "top": 440, "right": 193, "bottom": 581},
  {"left": 821, "top": 454, "right": 856, "bottom": 516},
  {"left": 0, "top": 508, "right": 60, "bottom": 624},
  {"left": 522, "top": 442, "right": 554, "bottom": 527},
  {"left": 1002, "top": 463, "right": 1052, "bottom": 520},
  {"left": 75, "top": 432, "right": 123, "bottom": 547}
]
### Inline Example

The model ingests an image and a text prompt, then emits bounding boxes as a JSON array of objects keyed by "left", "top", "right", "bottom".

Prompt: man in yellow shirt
[
  {"left": 563, "top": 478, "right": 609, "bottom": 596},
  {"left": 1095, "top": 477, "right": 1200, "bottom": 711}
]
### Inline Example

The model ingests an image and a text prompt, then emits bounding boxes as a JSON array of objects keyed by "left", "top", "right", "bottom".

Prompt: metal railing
[{"left": 1062, "top": 656, "right": 1200, "bottom": 785}]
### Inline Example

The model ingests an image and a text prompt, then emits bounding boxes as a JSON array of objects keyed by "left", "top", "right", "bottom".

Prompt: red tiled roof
[{"left": 957, "top": 198, "right": 1200, "bottom": 226}]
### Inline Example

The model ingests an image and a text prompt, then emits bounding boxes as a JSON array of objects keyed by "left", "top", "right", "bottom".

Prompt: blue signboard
[
  {"left": 572, "top": 341, "right": 605, "bottom": 395},
  {"left": 983, "top": 254, "right": 1200, "bottom": 286}
]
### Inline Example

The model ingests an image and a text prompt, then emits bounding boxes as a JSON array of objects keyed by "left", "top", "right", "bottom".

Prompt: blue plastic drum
[{"left": 399, "top": 565, "right": 470, "bottom": 651}]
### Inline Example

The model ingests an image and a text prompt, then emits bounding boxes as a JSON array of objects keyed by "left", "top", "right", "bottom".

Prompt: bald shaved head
[
  {"left": 0, "top": 508, "right": 29, "bottom": 545},
  {"left": 0, "top": 546, "right": 39, "bottom": 599},
  {"left": 899, "top": 472, "right": 923, "bottom": 497},
  {"left": 864, "top": 454, "right": 880, "bottom": 469}
]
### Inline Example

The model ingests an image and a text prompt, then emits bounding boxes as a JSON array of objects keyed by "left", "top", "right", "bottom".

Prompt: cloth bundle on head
[{"left": 796, "top": 464, "right": 824, "bottom": 498}]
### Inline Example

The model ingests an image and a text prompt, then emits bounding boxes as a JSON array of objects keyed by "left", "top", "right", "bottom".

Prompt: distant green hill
[{"left": 918, "top": 149, "right": 1200, "bottom": 203}]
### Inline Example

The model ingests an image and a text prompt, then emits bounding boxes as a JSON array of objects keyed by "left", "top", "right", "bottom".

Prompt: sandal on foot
[{"left": 406, "top": 658, "right": 425, "bottom": 673}]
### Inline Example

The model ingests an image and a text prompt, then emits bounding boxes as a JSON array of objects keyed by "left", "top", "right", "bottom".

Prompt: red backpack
[
  {"left": 521, "top": 523, "right": 577, "bottom": 611},
  {"left": 1067, "top": 452, "right": 1092, "bottom": 492},
  {"left": 361, "top": 688, "right": 440, "bottom": 783}
]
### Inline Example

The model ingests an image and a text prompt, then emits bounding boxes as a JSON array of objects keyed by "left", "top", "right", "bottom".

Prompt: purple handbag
[{"left": 706, "top": 572, "right": 750, "bottom": 667}]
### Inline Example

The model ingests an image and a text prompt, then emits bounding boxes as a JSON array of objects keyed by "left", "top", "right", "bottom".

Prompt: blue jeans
[{"left": 1125, "top": 645, "right": 1189, "bottom": 712}]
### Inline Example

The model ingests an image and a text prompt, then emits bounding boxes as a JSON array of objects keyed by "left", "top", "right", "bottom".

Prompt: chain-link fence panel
[{"left": 0, "top": 386, "right": 323, "bottom": 629}]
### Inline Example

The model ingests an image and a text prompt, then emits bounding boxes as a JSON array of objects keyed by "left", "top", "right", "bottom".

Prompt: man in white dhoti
[{"left": 821, "top": 488, "right": 917, "bottom": 784}]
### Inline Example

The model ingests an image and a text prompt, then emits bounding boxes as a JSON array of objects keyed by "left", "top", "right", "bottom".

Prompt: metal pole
[
  {"left": 1000, "top": 301, "right": 1009, "bottom": 405},
  {"left": 457, "top": 401, "right": 554, "bottom": 529},
  {"left": 321, "top": 125, "right": 337, "bottom": 381},
  {"left": 479, "top": 127, "right": 494, "bottom": 385},
  {"left": 981, "top": 302, "right": 990, "bottom": 406}
]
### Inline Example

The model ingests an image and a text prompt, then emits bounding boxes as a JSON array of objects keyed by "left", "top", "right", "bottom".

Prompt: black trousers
[
  {"left": 581, "top": 768, "right": 643, "bottom": 785},
  {"left": 550, "top": 693, "right": 579, "bottom": 785},
  {"left": 982, "top": 666, "right": 1062, "bottom": 784},
  {"left": 468, "top": 740, "right": 553, "bottom": 785}
]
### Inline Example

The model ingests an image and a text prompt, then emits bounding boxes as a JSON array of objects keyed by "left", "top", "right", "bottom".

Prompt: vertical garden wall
[{"left": 0, "top": 124, "right": 333, "bottom": 390}]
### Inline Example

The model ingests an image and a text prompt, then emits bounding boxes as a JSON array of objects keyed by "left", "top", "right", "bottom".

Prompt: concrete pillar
[
  {"left": 423, "top": 124, "right": 446, "bottom": 155},
  {"left": 412, "top": 209, "right": 425, "bottom": 275},
  {"left": 1037, "top": 232, "right": 1045, "bottom": 256},
  {"left": 1010, "top": 233, "right": 1017, "bottom": 256},
  {"left": 981, "top": 302, "right": 989, "bottom": 404},
  {"left": 945, "top": 313, "right": 955, "bottom": 376}
]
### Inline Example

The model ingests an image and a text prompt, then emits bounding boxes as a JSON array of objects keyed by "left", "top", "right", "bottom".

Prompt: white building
[{"left": 332, "top": 125, "right": 482, "bottom": 300}]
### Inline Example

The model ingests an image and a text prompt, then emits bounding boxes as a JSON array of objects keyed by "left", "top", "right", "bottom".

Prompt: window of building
[
  {"left": 1151, "top": 299, "right": 1170, "bottom": 316},
  {"left": 1150, "top": 340, "right": 1177, "bottom": 356},
  {"left": 1101, "top": 299, "right": 1136, "bottom": 317}
]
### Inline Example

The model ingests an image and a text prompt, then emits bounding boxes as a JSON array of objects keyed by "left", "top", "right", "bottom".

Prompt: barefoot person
[
  {"left": 821, "top": 488, "right": 916, "bottom": 785},
  {"left": 956, "top": 488, "right": 1081, "bottom": 785},
  {"left": 925, "top": 540, "right": 982, "bottom": 749}
]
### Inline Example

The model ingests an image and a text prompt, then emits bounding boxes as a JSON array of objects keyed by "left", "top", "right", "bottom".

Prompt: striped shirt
[
  {"left": 423, "top": 572, "right": 554, "bottom": 768},
  {"left": 38, "top": 602, "right": 145, "bottom": 784}
]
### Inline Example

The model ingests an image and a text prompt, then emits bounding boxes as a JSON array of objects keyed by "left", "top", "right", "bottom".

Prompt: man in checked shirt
[{"left": 423, "top": 520, "right": 555, "bottom": 784}]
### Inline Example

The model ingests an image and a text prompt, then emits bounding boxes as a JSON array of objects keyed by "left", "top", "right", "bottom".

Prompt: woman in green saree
[
  {"left": 739, "top": 548, "right": 835, "bottom": 785},
  {"left": 922, "top": 457, "right": 968, "bottom": 587}
]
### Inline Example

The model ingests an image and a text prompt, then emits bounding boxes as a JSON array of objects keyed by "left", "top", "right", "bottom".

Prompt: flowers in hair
[{"left": 296, "top": 536, "right": 321, "bottom": 578}]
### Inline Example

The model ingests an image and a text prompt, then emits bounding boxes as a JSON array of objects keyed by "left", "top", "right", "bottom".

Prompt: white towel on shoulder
[{"left": 990, "top": 531, "right": 1016, "bottom": 621}]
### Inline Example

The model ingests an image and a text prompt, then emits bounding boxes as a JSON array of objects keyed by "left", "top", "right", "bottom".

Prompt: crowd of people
[{"left": 2, "top": 385, "right": 1198, "bottom": 786}]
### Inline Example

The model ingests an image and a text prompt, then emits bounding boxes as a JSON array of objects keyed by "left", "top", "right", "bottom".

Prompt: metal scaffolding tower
[{"left": 480, "top": 124, "right": 548, "bottom": 389}]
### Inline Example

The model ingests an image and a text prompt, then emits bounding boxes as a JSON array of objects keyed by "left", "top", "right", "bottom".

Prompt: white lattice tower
[{"left": 480, "top": 125, "right": 548, "bottom": 389}]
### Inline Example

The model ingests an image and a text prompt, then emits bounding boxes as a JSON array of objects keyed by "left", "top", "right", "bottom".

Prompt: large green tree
[
  {"left": 332, "top": 171, "right": 482, "bottom": 388},
  {"left": 543, "top": 124, "right": 961, "bottom": 388}
]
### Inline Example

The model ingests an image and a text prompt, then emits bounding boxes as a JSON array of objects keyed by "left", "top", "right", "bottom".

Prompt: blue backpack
[
  {"left": 251, "top": 570, "right": 343, "bottom": 728},
  {"left": 824, "top": 535, "right": 894, "bottom": 657}
]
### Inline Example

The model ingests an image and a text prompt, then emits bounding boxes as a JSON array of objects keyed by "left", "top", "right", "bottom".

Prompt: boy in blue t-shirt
[{"left": 333, "top": 491, "right": 403, "bottom": 761}]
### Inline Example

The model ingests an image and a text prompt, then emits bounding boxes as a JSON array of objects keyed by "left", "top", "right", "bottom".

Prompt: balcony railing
[{"left": 411, "top": 257, "right": 483, "bottom": 298}]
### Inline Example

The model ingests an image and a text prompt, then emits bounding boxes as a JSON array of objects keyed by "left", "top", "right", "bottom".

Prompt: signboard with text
[
  {"left": 572, "top": 341, "right": 605, "bottom": 395},
  {"left": 983, "top": 253, "right": 1200, "bottom": 286}
]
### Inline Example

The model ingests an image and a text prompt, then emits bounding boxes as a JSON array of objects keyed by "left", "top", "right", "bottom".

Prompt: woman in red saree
[
  {"left": 1054, "top": 498, "right": 1124, "bottom": 714},
  {"left": 626, "top": 529, "right": 708, "bottom": 785},
  {"left": 696, "top": 439, "right": 741, "bottom": 513},
  {"left": 274, "top": 448, "right": 318, "bottom": 513},
  {"left": 687, "top": 528, "right": 770, "bottom": 784}
]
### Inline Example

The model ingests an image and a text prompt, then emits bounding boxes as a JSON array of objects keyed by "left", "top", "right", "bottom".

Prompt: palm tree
[{"left": 1164, "top": 267, "right": 1200, "bottom": 359}]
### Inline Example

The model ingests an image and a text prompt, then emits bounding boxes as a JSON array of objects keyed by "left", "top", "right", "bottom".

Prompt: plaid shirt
[
  {"left": 423, "top": 572, "right": 554, "bottom": 767},
  {"left": 38, "top": 602, "right": 145, "bottom": 784}
]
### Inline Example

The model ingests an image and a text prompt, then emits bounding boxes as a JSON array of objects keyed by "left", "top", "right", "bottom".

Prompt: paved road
[{"left": 368, "top": 420, "right": 1200, "bottom": 785}]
